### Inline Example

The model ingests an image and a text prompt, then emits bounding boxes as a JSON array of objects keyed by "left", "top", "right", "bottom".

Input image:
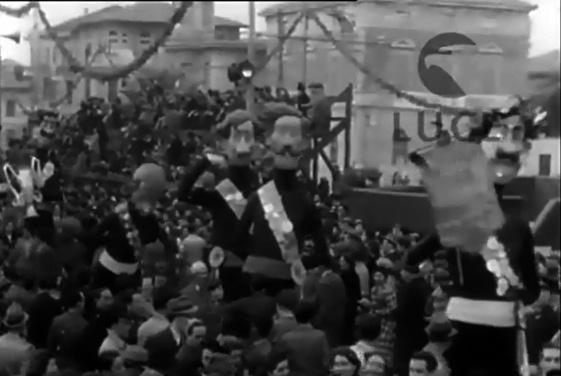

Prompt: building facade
[
  {"left": 0, "top": 60, "right": 33, "bottom": 149},
  {"left": 261, "top": 0, "right": 537, "bottom": 182},
  {"left": 26, "top": 2, "right": 268, "bottom": 110}
]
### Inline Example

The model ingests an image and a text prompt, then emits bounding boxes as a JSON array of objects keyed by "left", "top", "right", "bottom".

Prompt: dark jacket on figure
[
  {"left": 406, "top": 217, "right": 540, "bottom": 305},
  {"left": 238, "top": 169, "right": 329, "bottom": 281},
  {"left": 144, "top": 327, "right": 182, "bottom": 374},
  {"left": 270, "top": 323, "right": 331, "bottom": 376},
  {"left": 405, "top": 216, "right": 540, "bottom": 376},
  {"left": 526, "top": 304, "right": 560, "bottom": 364},
  {"left": 302, "top": 269, "right": 347, "bottom": 347},
  {"left": 47, "top": 310, "right": 88, "bottom": 371},
  {"left": 27, "top": 291, "right": 63, "bottom": 349},
  {"left": 178, "top": 156, "right": 259, "bottom": 254}
]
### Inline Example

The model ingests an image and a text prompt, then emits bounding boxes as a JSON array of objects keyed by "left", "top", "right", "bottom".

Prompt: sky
[{"left": 0, "top": 0, "right": 559, "bottom": 64}]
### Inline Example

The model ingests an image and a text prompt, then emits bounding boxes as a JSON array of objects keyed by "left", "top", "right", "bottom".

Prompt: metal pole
[
  {"left": 0, "top": 45, "right": 3, "bottom": 153},
  {"left": 302, "top": 4, "right": 309, "bottom": 85},
  {"left": 245, "top": 1, "right": 256, "bottom": 116},
  {"left": 277, "top": 11, "right": 284, "bottom": 88}
]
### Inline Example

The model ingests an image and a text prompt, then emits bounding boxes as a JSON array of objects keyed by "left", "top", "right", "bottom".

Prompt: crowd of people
[{"left": 0, "top": 81, "right": 558, "bottom": 376}]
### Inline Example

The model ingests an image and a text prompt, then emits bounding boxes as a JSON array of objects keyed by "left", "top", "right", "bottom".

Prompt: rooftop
[
  {"left": 529, "top": 50, "right": 560, "bottom": 74},
  {"left": 50, "top": 3, "right": 245, "bottom": 32},
  {"left": 259, "top": 0, "right": 536, "bottom": 17}
]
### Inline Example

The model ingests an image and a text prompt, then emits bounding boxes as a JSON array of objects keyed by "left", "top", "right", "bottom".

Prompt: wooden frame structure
[{"left": 302, "top": 84, "right": 353, "bottom": 185}]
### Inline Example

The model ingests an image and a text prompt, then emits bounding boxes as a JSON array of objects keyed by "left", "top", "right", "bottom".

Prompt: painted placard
[{"left": 419, "top": 141, "right": 504, "bottom": 253}]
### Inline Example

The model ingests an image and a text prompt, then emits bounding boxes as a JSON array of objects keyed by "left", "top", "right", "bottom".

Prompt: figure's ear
[
  {"left": 409, "top": 152, "right": 428, "bottom": 168},
  {"left": 3, "top": 163, "right": 21, "bottom": 195},
  {"left": 31, "top": 156, "right": 42, "bottom": 180}
]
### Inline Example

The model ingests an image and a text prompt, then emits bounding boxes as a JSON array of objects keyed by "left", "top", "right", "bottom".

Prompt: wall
[
  {"left": 263, "top": 1, "right": 531, "bottom": 95},
  {"left": 263, "top": 1, "right": 533, "bottom": 174},
  {"left": 1, "top": 90, "right": 32, "bottom": 149},
  {"left": 520, "top": 139, "right": 561, "bottom": 177}
]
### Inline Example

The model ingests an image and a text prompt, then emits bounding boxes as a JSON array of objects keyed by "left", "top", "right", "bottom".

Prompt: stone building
[
  {"left": 26, "top": 2, "right": 268, "bottom": 109},
  {"left": 0, "top": 59, "right": 33, "bottom": 149},
  {"left": 261, "top": 0, "right": 537, "bottom": 179}
]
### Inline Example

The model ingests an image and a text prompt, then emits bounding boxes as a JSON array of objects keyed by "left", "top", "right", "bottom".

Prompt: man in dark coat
[{"left": 394, "top": 265, "right": 432, "bottom": 375}]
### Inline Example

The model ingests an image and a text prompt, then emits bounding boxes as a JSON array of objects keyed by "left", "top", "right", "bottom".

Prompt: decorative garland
[
  {"left": 36, "top": 2, "right": 193, "bottom": 81},
  {"left": 50, "top": 46, "right": 105, "bottom": 107},
  {"left": 254, "top": 13, "right": 305, "bottom": 75},
  {"left": 308, "top": 11, "right": 477, "bottom": 116},
  {"left": 0, "top": 2, "right": 37, "bottom": 18}
]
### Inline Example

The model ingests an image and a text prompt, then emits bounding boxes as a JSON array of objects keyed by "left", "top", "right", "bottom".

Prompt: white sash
[
  {"left": 215, "top": 178, "right": 247, "bottom": 220},
  {"left": 257, "top": 181, "right": 306, "bottom": 284}
]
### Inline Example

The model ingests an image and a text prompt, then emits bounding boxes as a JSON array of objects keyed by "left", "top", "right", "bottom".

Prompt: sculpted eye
[{"left": 487, "top": 125, "right": 507, "bottom": 141}]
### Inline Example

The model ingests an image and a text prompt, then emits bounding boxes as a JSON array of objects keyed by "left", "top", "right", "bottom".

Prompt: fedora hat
[
  {"left": 3, "top": 302, "right": 28, "bottom": 330},
  {"left": 166, "top": 296, "right": 198, "bottom": 317},
  {"left": 425, "top": 312, "right": 457, "bottom": 339},
  {"left": 122, "top": 345, "right": 148, "bottom": 364}
]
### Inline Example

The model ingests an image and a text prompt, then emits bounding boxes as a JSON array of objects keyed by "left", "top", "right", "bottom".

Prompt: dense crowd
[{"left": 0, "top": 83, "right": 559, "bottom": 376}]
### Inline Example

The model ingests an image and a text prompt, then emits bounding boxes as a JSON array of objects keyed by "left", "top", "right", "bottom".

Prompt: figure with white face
[{"left": 407, "top": 99, "right": 543, "bottom": 376}]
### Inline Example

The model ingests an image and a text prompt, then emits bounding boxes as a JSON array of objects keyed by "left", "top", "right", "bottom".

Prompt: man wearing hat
[
  {"left": 144, "top": 296, "right": 198, "bottom": 374},
  {"left": 0, "top": 302, "right": 33, "bottom": 374},
  {"left": 526, "top": 279, "right": 560, "bottom": 366},
  {"left": 394, "top": 264, "right": 432, "bottom": 375},
  {"left": 121, "top": 345, "right": 150, "bottom": 375},
  {"left": 98, "top": 302, "right": 134, "bottom": 356},
  {"left": 422, "top": 312, "right": 456, "bottom": 376}
]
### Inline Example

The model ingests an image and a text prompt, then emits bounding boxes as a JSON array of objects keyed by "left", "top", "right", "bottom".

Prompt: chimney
[{"left": 84, "top": 8, "right": 89, "bottom": 15}]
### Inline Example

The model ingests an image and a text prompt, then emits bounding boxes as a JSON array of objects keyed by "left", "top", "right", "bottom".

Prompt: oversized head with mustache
[
  {"left": 258, "top": 102, "right": 310, "bottom": 170},
  {"left": 406, "top": 96, "right": 545, "bottom": 376},
  {"left": 469, "top": 96, "right": 545, "bottom": 187},
  {"left": 216, "top": 109, "right": 261, "bottom": 166}
]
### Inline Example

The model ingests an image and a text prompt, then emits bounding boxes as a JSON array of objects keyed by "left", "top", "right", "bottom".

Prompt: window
[
  {"left": 65, "top": 80, "right": 73, "bottom": 104},
  {"left": 108, "top": 30, "right": 119, "bottom": 44},
  {"left": 5, "top": 129, "right": 16, "bottom": 141},
  {"left": 305, "top": 41, "right": 315, "bottom": 54},
  {"left": 180, "top": 62, "right": 192, "bottom": 68},
  {"left": 478, "top": 43, "right": 503, "bottom": 55},
  {"left": 5, "top": 100, "right": 16, "bottom": 117},
  {"left": 539, "top": 154, "right": 552, "bottom": 176},
  {"left": 122, "top": 33, "right": 128, "bottom": 44},
  {"left": 140, "top": 31, "right": 151, "bottom": 45},
  {"left": 390, "top": 39, "right": 416, "bottom": 50},
  {"left": 44, "top": 47, "right": 51, "bottom": 64}
]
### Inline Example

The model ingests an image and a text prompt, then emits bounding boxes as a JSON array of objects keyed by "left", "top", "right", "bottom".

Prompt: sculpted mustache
[
  {"left": 495, "top": 149, "right": 520, "bottom": 164},
  {"left": 274, "top": 146, "right": 300, "bottom": 156}
]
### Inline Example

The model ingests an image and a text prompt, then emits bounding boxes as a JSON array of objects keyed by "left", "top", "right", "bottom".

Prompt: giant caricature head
[
  {"left": 470, "top": 97, "right": 545, "bottom": 185},
  {"left": 132, "top": 163, "right": 167, "bottom": 210},
  {"left": 259, "top": 103, "right": 310, "bottom": 170},
  {"left": 216, "top": 110, "right": 259, "bottom": 166}
]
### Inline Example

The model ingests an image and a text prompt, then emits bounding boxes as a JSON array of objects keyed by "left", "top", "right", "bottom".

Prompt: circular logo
[{"left": 418, "top": 32, "right": 477, "bottom": 99}]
